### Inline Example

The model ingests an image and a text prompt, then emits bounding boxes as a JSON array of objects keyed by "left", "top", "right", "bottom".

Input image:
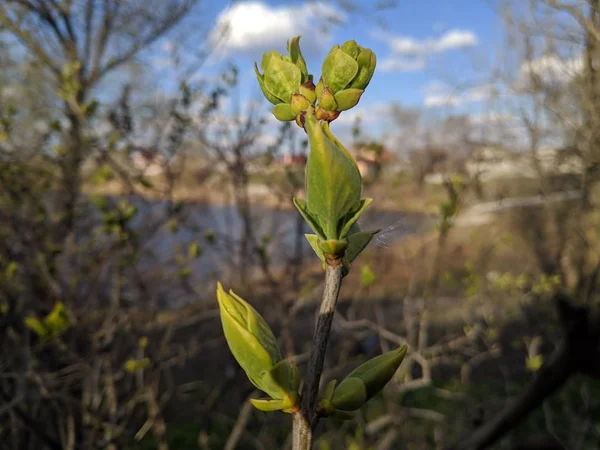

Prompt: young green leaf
[
  {"left": 331, "top": 345, "right": 407, "bottom": 411},
  {"left": 304, "top": 113, "right": 361, "bottom": 240},
  {"left": 217, "top": 283, "right": 281, "bottom": 384},
  {"left": 216, "top": 284, "right": 299, "bottom": 412}
]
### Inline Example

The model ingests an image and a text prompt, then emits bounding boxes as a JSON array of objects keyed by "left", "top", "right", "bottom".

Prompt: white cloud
[
  {"left": 518, "top": 54, "right": 583, "bottom": 87},
  {"left": 374, "top": 29, "right": 478, "bottom": 56},
  {"left": 434, "top": 30, "right": 477, "bottom": 52},
  {"left": 389, "top": 37, "right": 423, "bottom": 54},
  {"left": 379, "top": 56, "right": 426, "bottom": 72},
  {"left": 372, "top": 28, "right": 477, "bottom": 73},
  {"left": 423, "top": 81, "right": 498, "bottom": 107},
  {"left": 210, "top": 2, "right": 342, "bottom": 55}
]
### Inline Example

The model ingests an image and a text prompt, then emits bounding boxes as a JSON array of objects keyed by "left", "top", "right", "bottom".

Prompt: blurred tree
[
  {"left": 0, "top": 2, "right": 212, "bottom": 448},
  {"left": 0, "top": 0, "right": 198, "bottom": 234},
  {"left": 499, "top": 0, "right": 600, "bottom": 299}
]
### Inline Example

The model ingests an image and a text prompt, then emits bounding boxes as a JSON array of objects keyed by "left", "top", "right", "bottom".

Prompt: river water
[{"left": 94, "top": 198, "right": 432, "bottom": 307}]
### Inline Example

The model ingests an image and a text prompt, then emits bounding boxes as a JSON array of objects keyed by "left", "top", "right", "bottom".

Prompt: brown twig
[{"left": 292, "top": 262, "right": 344, "bottom": 450}]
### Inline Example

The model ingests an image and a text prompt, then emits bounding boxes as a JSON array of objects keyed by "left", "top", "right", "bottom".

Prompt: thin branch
[
  {"left": 89, "top": 2, "right": 195, "bottom": 86},
  {"left": 542, "top": 0, "right": 600, "bottom": 42},
  {"left": 293, "top": 262, "right": 344, "bottom": 450},
  {"left": 0, "top": 8, "right": 61, "bottom": 77}
]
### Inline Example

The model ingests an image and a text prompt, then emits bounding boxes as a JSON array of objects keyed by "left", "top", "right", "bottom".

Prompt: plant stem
[{"left": 293, "top": 262, "right": 344, "bottom": 450}]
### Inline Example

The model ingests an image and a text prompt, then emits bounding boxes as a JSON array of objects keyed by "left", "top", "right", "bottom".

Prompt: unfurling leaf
[
  {"left": 255, "top": 35, "right": 307, "bottom": 109},
  {"left": 304, "top": 112, "right": 361, "bottom": 241},
  {"left": 25, "top": 317, "right": 47, "bottom": 338},
  {"left": 216, "top": 283, "right": 299, "bottom": 412},
  {"left": 329, "top": 345, "right": 407, "bottom": 412},
  {"left": 124, "top": 358, "right": 150, "bottom": 373},
  {"left": 25, "top": 302, "right": 71, "bottom": 341}
]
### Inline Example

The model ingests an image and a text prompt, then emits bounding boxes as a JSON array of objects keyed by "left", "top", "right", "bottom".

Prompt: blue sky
[{"left": 148, "top": 1, "right": 510, "bottom": 144}]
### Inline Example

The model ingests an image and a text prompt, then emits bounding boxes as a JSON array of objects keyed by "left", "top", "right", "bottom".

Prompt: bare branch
[{"left": 293, "top": 263, "right": 344, "bottom": 450}]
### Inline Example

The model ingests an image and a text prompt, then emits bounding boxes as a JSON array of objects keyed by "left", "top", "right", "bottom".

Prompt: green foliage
[
  {"left": 215, "top": 35, "right": 406, "bottom": 440},
  {"left": 203, "top": 228, "right": 217, "bottom": 244},
  {"left": 187, "top": 241, "right": 202, "bottom": 259},
  {"left": 321, "top": 41, "right": 375, "bottom": 92},
  {"left": 305, "top": 228, "right": 378, "bottom": 276},
  {"left": 124, "top": 358, "right": 150, "bottom": 373},
  {"left": 24, "top": 302, "right": 70, "bottom": 341},
  {"left": 216, "top": 283, "right": 299, "bottom": 412},
  {"left": 57, "top": 61, "right": 81, "bottom": 100},
  {"left": 360, "top": 264, "right": 377, "bottom": 288},
  {"left": 303, "top": 113, "right": 362, "bottom": 238},
  {"left": 459, "top": 262, "right": 482, "bottom": 297},
  {"left": 525, "top": 354, "right": 544, "bottom": 372},
  {"left": 294, "top": 115, "right": 378, "bottom": 265},
  {"left": 437, "top": 174, "right": 465, "bottom": 236},
  {"left": 255, "top": 35, "right": 378, "bottom": 268},
  {"left": 90, "top": 164, "right": 114, "bottom": 185},
  {"left": 0, "top": 261, "right": 18, "bottom": 282},
  {"left": 138, "top": 336, "right": 149, "bottom": 349},
  {"left": 178, "top": 267, "right": 191, "bottom": 280},
  {"left": 487, "top": 271, "right": 561, "bottom": 296},
  {"left": 254, "top": 36, "right": 308, "bottom": 110},
  {"left": 320, "top": 346, "right": 407, "bottom": 416}
]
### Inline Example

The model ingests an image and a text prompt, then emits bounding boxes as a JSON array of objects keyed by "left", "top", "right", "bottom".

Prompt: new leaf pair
[
  {"left": 294, "top": 111, "right": 379, "bottom": 268},
  {"left": 217, "top": 283, "right": 300, "bottom": 412}
]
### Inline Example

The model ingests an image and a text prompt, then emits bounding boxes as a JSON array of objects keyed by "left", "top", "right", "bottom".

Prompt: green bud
[
  {"left": 249, "top": 359, "right": 300, "bottom": 413},
  {"left": 345, "top": 229, "right": 378, "bottom": 265},
  {"left": 350, "top": 49, "right": 377, "bottom": 90},
  {"left": 217, "top": 283, "right": 280, "bottom": 376},
  {"left": 290, "top": 93, "right": 311, "bottom": 116},
  {"left": 341, "top": 40, "right": 361, "bottom": 59},
  {"left": 299, "top": 79, "right": 317, "bottom": 104},
  {"left": 304, "top": 234, "right": 326, "bottom": 265},
  {"left": 257, "top": 56, "right": 301, "bottom": 104},
  {"left": 317, "top": 86, "right": 337, "bottom": 111},
  {"left": 334, "top": 89, "right": 364, "bottom": 111},
  {"left": 322, "top": 41, "right": 376, "bottom": 95},
  {"left": 287, "top": 36, "right": 309, "bottom": 83},
  {"left": 331, "top": 345, "right": 408, "bottom": 411},
  {"left": 255, "top": 63, "right": 285, "bottom": 105},
  {"left": 295, "top": 119, "right": 376, "bottom": 250},
  {"left": 255, "top": 36, "right": 309, "bottom": 105},
  {"left": 303, "top": 113, "right": 361, "bottom": 240},
  {"left": 318, "top": 239, "right": 348, "bottom": 259},
  {"left": 315, "top": 77, "right": 324, "bottom": 98},
  {"left": 217, "top": 283, "right": 299, "bottom": 412},
  {"left": 318, "top": 379, "right": 352, "bottom": 419},
  {"left": 273, "top": 103, "right": 295, "bottom": 121},
  {"left": 303, "top": 227, "right": 379, "bottom": 276},
  {"left": 338, "top": 198, "right": 372, "bottom": 239},
  {"left": 322, "top": 45, "right": 358, "bottom": 94}
]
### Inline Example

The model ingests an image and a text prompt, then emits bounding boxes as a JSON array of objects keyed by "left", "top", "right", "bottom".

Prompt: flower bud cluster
[{"left": 255, "top": 37, "right": 375, "bottom": 125}]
